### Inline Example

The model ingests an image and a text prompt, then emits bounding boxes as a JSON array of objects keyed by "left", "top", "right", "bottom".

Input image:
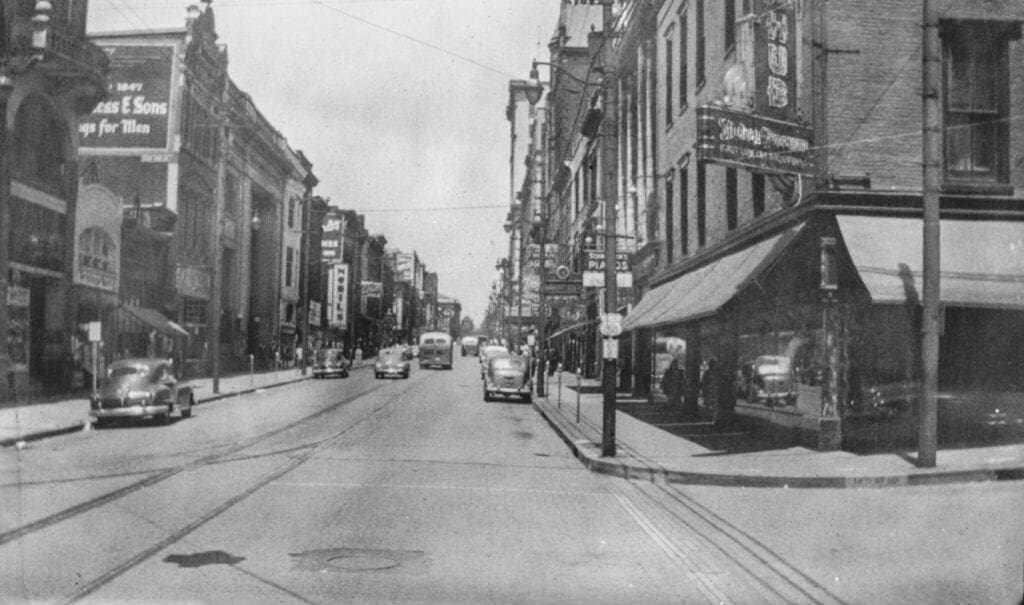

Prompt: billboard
[{"left": 79, "top": 45, "right": 174, "bottom": 149}]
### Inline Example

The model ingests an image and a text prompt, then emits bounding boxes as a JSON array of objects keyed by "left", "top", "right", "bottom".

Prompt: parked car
[
  {"left": 483, "top": 355, "right": 532, "bottom": 403},
  {"left": 374, "top": 349, "right": 411, "bottom": 379},
  {"left": 741, "top": 355, "right": 797, "bottom": 406},
  {"left": 850, "top": 381, "right": 1024, "bottom": 435},
  {"left": 312, "top": 348, "right": 350, "bottom": 379},
  {"left": 479, "top": 345, "right": 510, "bottom": 380},
  {"left": 90, "top": 358, "right": 194, "bottom": 427}
]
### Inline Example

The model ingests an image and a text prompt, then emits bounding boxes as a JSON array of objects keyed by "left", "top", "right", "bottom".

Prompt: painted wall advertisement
[{"left": 79, "top": 45, "right": 174, "bottom": 149}]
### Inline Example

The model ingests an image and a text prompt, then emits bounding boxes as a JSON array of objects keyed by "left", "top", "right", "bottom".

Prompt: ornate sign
[{"left": 696, "top": 105, "right": 813, "bottom": 176}]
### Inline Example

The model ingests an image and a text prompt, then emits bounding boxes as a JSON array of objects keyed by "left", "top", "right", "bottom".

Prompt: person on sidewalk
[{"left": 661, "top": 358, "right": 685, "bottom": 410}]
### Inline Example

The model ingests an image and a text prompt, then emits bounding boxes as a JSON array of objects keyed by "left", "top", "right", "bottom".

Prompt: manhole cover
[
  {"left": 327, "top": 554, "right": 400, "bottom": 571},
  {"left": 291, "top": 548, "right": 428, "bottom": 574}
]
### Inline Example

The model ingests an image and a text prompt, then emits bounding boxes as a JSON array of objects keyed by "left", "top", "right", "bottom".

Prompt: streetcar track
[
  {"left": 634, "top": 480, "right": 847, "bottom": 604},
  {"left": 563, "top": 406, "right": 845, "bottom": 602},
  {"left": 0, "top": 379, "right": 387, "bottom": 548},
  {"left": 64, "top": 373, "right": 431, "bottom": 603}
]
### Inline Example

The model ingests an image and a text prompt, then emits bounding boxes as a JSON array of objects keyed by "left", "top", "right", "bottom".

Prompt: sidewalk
[
  {"left": 533, "top": 372, "right": 1024, "bottom": 488},
  {"left": 0, "top": 365, "right": 334, "bottom": 448}
]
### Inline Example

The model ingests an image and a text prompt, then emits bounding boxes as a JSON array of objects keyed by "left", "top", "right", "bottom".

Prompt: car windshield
[
  {"left": 108, "top": 365, "right": 149, "bottom": 379},
  {"left": 492, "top": 357, "right": 527, "bottom": 371},
  {"left": 378, "top": 351, "right": 402, "bottom": 362},
  {"left": 755, "top": 356, "right": 791, "bottom": 373}
]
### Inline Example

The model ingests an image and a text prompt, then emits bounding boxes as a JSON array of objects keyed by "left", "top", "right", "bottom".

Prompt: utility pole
[
  {"left": 0, "top": 75, "right": 13, "bottom": 399},
  {"left": 599, "top": 0, "right": 618, "bottom": 458},
  {"left": 919, "top": 0, "right": 941, "bottom": 467},
  {"left": 298, "top": 191, "right": 311, "bottom": 376},
  {"left": 209, "top": 71, "right": 230, "bottom": 394}
]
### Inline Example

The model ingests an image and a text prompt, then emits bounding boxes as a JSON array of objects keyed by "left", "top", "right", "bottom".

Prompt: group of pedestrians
[{"left": 660, "top": 357, "right": 726, "bottom": 421}]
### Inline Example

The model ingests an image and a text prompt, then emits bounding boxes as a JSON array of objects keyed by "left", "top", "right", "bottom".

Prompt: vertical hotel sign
[
  {"left": 753, "top": 0, "right": 797, "bottom": 122},
  {"left": 79, "top": 45, "right": 174, "bottom": 149},
  {"left": 327, "top": 263, "right": 349, "bottom": 330}
]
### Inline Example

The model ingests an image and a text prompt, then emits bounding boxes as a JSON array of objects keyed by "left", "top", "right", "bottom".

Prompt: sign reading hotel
[
  {"left": 321, "top": 214, "right": 345, "bottom": 261},
  {"left": 753, "top": 0, "right": 797, "bottom": 122},
  {"left": 79, "top": 45, "right": 174, "bottom": 149},
  {"left": 696, "top": 105, "right": 813, "bottom": 176}
]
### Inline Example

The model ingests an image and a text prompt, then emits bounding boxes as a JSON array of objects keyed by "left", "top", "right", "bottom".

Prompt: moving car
[
  {"left": 479, "top": 345, "right": 510, "bottom": 380},
  {"left": 375, "top": 348, "right": 411, "bottom": 379},
  {"left": 483, "top": 355, "right": 533, "bottom": 403},
  {"left": 312, "top": 348, "right": 350, "bottom": 379},
  {"left": 90, "top": 358, "right": 194, "bottom": 426},
  {"left": 741, "top": 355, "right": 797, "bottom": 406}
]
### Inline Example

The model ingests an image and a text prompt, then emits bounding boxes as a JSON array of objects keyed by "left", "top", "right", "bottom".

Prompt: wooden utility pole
[
  {"left": 919, "top": 0, "right": 941, "bottom": 467},
  {"left": 600, "top": 0, "right": 619, "bottom": 458}
]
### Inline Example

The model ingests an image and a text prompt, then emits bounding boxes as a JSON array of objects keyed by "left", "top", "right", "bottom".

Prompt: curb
[
  {"left": 532, "top": 396, "right": 1024, "bottom": 489},
  {"left": 1, "top": 372, "right": 320, "bottom": 449}
]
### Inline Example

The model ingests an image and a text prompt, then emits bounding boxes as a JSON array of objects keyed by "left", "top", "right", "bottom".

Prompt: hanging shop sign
[
  {"left": 753, "top": 0, "right": 798, "bottom": 122},
  {"left": 696, "top": 105, "right": 813, "bottom": 176},
  {"left": 327, "top": 263, "right": 349, "bottom": 329},
  {"left": 79, "top": 45, "right": 174, "bottom": 149}
]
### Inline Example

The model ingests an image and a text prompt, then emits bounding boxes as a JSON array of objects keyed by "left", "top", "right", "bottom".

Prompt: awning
[
  {"left": 119, "top": 304, "right": 190, "bottom": 338},
  {"left": 838, "top": 216, "right": 1024, "bottom": 310},
  {"left": 621, "top": 225, "right": 803, "bottom": 332}
]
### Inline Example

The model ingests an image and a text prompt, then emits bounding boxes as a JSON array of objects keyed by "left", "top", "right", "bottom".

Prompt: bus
[
  {"left": 418, "top": 331, "right": 453, "bottom": 369},
  {"left": 461, "top": 335, "right": 481, "bottom": 357}
]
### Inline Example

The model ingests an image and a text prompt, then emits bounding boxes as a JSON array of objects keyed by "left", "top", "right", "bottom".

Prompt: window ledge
[{"left": 942, "top": 180, "right": 1014, "bottom": 196}]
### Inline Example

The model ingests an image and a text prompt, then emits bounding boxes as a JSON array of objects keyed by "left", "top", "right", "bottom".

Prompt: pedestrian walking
[
  {"left": 701, "top": 357, "right": 720, "bottom": 421},
  {"left": 661, "top": 358, "right": 685, "bottom": 409}
]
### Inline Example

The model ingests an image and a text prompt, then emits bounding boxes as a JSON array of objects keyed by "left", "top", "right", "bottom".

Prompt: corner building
[{"left": 609, "top": 0, "right": 1024, "bottom": 449}]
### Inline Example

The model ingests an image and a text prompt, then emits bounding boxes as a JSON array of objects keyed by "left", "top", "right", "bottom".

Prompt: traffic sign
[{"left": 599, "top": 313, "right": 622, "bottom": 337}]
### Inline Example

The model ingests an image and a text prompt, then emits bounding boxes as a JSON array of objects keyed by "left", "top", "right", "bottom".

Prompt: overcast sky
[{"left": 88, "top": 0, "right": 563, "bottom": 326}]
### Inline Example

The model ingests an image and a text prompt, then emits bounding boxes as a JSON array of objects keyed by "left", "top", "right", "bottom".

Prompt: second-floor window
[
  {"left": 696, "top": 0, "right": 706, "bottom": 88},
  {"left": 724, "top": 0, "right": 736, "bottom": 53},
  {"left": 752, "top": 173, "right": 766, "bottom": 217},
  {"left": 285, "top": 246, "right": 294, "bottom": 287},
  {"left": 697, "top": 163, "right": 706, "bottom": 247},
  {"left": 288, "top": 198, "right": 296, "bottom": 229},
  {"left": 943, "top": 22, "right": 1011, "bottom": 183},
  {"left": 679, "top": 167, "right": 689, "bottom": 256},
  {"left": 679, "top": 4, "right": 689, "bottom": 113},
  {"left": 665, "top": 171, "right": 675, "bottom": 264},
  {"left": 665, "top": 26, "right": 674, "bottom": 126},
  {"left": 726, "top": 168, "right": 738, "bottom": 231}
]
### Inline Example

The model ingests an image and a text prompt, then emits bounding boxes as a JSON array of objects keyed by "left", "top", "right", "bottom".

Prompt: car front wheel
[{"left": 181, "top": 396, "right": 194, "bottom": 418}]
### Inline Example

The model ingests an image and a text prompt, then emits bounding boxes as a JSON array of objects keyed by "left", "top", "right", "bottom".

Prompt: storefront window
[{"left": 9, "top": 197, "right": 65, "bottom": 272}]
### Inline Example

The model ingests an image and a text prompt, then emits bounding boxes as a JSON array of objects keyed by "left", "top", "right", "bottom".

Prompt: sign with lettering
[
  {"left": 79, "top": 45, "right": 174, "bottom": 149},
  {"left": 696, "top": 105, "right": 813, "bottom": 176},
  {"left": 753, "top": 0, "right": 798, "bottom": 122},
  {"left": 327, "top": 263, "right": 349, "bottom": 329}
]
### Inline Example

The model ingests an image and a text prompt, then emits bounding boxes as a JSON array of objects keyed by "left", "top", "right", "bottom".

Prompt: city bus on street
[
  {"left": 419, "top": 331, "right": 453, "bottom": 369},
  {"left": 461, "top": 335, "right": 481, "bottom": 357}
]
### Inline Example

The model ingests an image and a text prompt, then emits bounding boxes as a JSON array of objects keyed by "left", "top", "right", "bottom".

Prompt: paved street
[{"left": 1, "top": 356, "right": 1021, "bottom": 603}]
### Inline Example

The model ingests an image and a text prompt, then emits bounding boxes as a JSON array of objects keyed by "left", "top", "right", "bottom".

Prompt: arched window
[{"left": 13, "top": 97, "right": 68, "bottom": 195}]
